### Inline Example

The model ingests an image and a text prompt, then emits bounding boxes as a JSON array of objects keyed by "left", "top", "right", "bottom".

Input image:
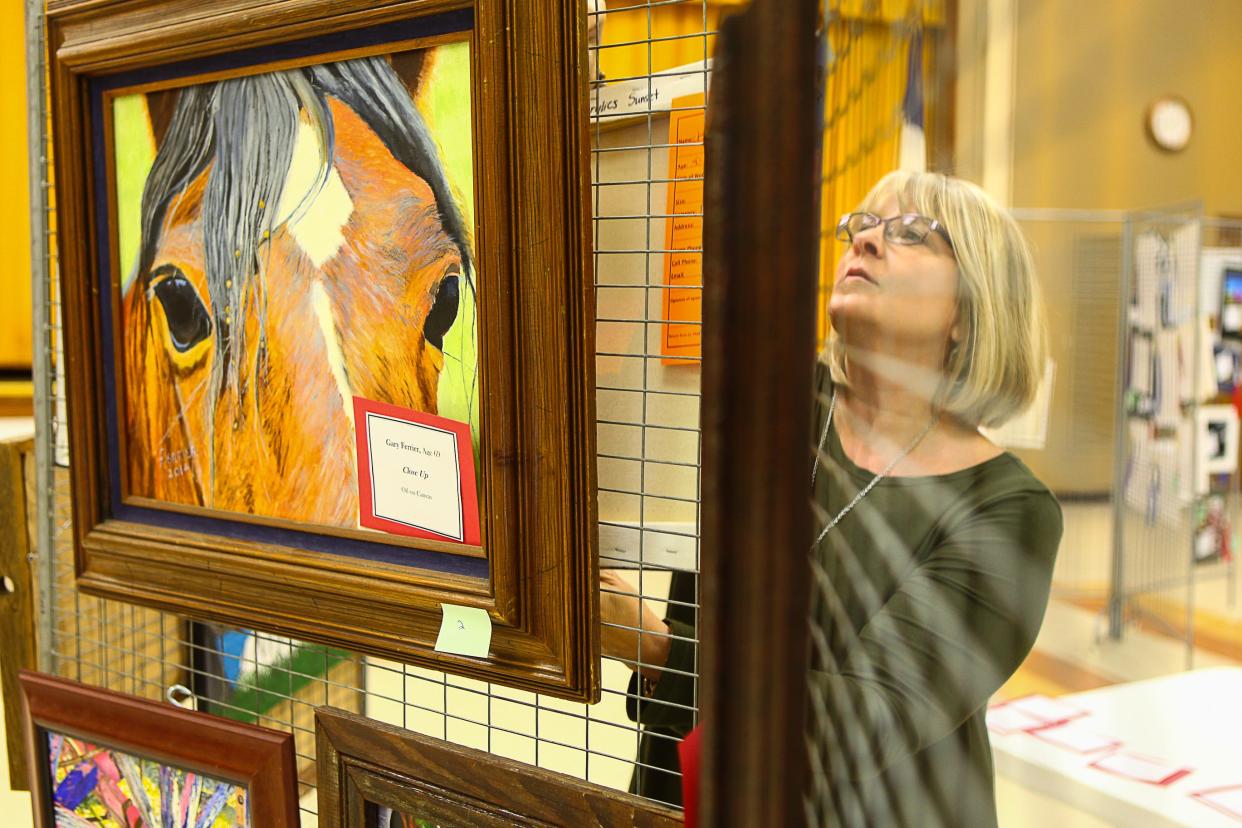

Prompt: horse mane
[{"left": 137, "top": 55, "right": 473, "bottom": 399}]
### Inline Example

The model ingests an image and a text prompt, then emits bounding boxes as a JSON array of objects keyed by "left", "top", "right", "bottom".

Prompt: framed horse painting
[{"left": 48, "top": 1, "right": 599, "bottom": 701}]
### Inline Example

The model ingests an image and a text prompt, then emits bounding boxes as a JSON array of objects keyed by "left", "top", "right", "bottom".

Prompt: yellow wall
[
  {"left": 998, "top": 0, "right": 1242, "bottom": 494},
  {"left": 0, "top": 3, "right": 31, "bottom": 369},
  {"left": 598, "top": 0, "right": 747, "bottom": 81},
  {"left": 1012, "top": 0, "right": 1242, "bottom": 214}
]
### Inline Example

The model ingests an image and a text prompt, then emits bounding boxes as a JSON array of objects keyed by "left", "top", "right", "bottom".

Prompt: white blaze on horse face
[
  {"left": 310, "top": 280, "right": 356, "bottom": 431},
  {"left": 310, "top": 280, "right": 363, "bottom": 529},
  {"left": 276, "top": 119, "right": 354, "bottom": 268}
]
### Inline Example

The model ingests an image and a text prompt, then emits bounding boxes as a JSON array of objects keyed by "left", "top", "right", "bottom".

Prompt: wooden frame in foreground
[
  {"left": 19, "top": 670, "right": 298, "bottom": 827},
  {"left": 47, "top": 0, "right": 598, "bottom": 700},
  {"left": 698, "top": 0, "right": 820, "bottom": 824},
  {"left": 316, "top": 706, "right": 683, "bottom": 827},
  {"left": 0, "top": 435, "right": 36, "bottom": 791}
]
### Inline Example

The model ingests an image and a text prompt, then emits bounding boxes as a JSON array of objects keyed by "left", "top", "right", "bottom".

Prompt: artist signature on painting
[{"left": 157, "top": 447, "right": 195, "bottom": 481}]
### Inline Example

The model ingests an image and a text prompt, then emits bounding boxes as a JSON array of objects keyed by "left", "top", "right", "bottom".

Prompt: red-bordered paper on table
[
  {"left": 986, "top": 693, "right": 1090, "bottom": 735},
  {"left": 1026, "top": 720, "right": 1122, "bottom": 755},
  {"left": 1088, "top": 749, "right": 1194, "bottom": 787},
  {"left": 1191, "top": 785, "right": 1242, "bottom": 822}
]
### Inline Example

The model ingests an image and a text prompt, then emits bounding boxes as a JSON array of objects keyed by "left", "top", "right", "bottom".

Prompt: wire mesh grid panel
[
  {"left": 29, "top": 0, "right": 723, "bottom": 820},
  {"left": 1111, "top": 209, "right": 1238, "bottom": 651}
]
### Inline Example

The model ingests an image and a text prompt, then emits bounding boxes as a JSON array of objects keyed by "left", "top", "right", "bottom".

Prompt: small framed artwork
[
  {"left": 18, "top": 670, "right": 298, "bottom": 827},
  {"left": 1195, "top": 403, "right": 1240, "bottom": 494},
  {"left": 315, "top": 707, "right": 683, "bottom": 827},
  {"left": 1221, "top": 266, "right": 1242, "bottom": 339},
  {"left": 49, "top": 1, "right": 598, "bottom": 699}
]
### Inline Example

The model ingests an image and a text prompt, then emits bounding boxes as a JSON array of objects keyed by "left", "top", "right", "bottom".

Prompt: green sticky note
[{"left": 434, "top": 604, "right": 492, "bottom": 658}]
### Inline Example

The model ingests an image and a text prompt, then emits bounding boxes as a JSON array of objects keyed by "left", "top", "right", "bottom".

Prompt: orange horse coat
[{"left": 122, "top": 97, "right": 463, "bottom": 528}]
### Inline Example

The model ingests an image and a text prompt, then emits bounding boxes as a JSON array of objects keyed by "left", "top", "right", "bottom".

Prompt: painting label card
[
  {"left": 354, "top": 397, "right": 480, "bottom": 545},
  {"left": 434, "top": 604, "right": 492, "bottom": 658},
  {"left": 660, "top": 91, "right": 706, "bottom": 364}
]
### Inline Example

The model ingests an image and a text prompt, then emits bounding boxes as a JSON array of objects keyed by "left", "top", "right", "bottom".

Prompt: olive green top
[
  {"left": 626, "top": 369, "right": 1062, "bottom": 824},
  {"left": 806, "top": 374, "right": 1062, "bottom": 827}
]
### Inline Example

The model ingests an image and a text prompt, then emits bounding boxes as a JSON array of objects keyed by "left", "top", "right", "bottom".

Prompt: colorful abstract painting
[
  {"left": 111, "top": 38, "right": 479, "bottom": 531},
  {"left": 366, "top": 803, "right": 441, "bottom": 828},
  {"left": 46, "top": 731, "right": 248, "bottom": 827}
]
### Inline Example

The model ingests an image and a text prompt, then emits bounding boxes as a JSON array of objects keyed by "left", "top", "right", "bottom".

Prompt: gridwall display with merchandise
[{"left": 24, "top": 0, "right": 721, "bottom": 819}]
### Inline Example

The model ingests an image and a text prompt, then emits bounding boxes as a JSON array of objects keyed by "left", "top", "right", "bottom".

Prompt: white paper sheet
[
  {"left": 1193, "top": 404, "right": 1241, "bottom": 495},
  {"left": 1155, "top": 330, "right": 1183, "bottom": 429},
  {"left": 1028, "top": 720, "right": 1121, "bottom": 754},
  {"left": 981, "top": 358, "right": 1056, "bottom": 450},
  {"left": 986, "top": 705, "right": 1048, "bottom": 736},
  {"left": 1003, "top": 694, "right": 1089, "bottom": 724},
  {"left": 1199, "top": 248, "right": 1242, "bottom": 319},
  {"left": 1124, "top": 419, "right": 1150, "bottom": 512},
  {"left": 1180, "top": 315, "right": 1219, "bottom": 403},
  {"left": 1171, "top": 221, "right": 1202, "bottom": 322},
  {"left": 1089, "top": 750, "right": 1192, "bottom": 786},
  {"left": 1131, "top": 335, "right": 1153, "bottom": 397},
  {"left": 1133, "top": 232, "right": 1165, "bottom": 331},
  {"left": 987, "top": 694, "right": 1088, "bottom": 735},
  {"left": 1191, "top": 785, "right": 1242, "bottom": 821}
]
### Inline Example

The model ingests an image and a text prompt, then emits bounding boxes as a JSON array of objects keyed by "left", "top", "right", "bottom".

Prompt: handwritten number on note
[{"left": 435, "top": 604, "right": 492, "bottom": 658}]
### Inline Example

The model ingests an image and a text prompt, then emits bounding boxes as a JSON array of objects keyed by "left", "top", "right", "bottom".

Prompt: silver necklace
[{"left": 810, "top": 390, "right": 938, "bottom": 547}]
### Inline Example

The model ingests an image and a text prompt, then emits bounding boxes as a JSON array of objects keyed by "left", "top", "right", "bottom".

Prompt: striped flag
[{"left": 899, "top": 30, "right": 926, "bottom": 172}]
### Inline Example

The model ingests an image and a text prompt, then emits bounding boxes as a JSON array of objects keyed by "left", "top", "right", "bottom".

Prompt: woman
[{"left": 602, "top": 170, "right": 1062, "bottom": 826}]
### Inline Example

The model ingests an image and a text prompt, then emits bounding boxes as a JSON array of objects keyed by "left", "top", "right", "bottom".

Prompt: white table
[{"left": 992, "top": 668, "right": 1242, "bottom": 827}]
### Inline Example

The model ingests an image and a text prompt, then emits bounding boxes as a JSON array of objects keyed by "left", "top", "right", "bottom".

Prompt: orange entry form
[{"left": 661, "top": 92, "right": 705, "bottom": 364}]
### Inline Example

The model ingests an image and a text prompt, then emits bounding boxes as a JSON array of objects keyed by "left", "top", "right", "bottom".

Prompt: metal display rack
[
  {"left": 24, "top": 0, "right": 718, "bottom": 819},
  {"left": 1108, "top": 206, "right": 1239, "bottom": 662}
]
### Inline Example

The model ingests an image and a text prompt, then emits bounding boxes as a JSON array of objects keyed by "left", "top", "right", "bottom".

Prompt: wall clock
[{"left": 1147, "top": 95, "right": 1193, "bottom": 152}]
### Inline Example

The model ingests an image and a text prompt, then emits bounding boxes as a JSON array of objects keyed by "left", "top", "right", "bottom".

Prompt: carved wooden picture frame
[
  {"left": 315, "top": 706, "right": 683, "bottom": 827},
  {"left": 19, "top": 670, "right": 299, "bottom": 827},
  {"left": 0, "top": 436, "right": 37, "bottom": 791},
  {"left": 48, "top": 0, "right": 598, "bottom": 701}
]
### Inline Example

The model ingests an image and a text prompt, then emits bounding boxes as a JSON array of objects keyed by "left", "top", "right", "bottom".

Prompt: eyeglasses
[{"left": 835, "top": 212, "right": 953, "bottom": 249}]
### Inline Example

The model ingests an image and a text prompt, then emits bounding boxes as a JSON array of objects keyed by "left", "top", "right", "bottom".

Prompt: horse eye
[
  {"left": 150, "top": 267, "right": 213, "bottom": 353},
  {"left": 423, "top": 273, "right": 460, "bottom": 352}
]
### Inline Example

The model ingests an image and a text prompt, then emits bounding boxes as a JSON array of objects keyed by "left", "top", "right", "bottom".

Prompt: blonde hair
[{"left": 825, "top": 170, "right": 1047, "bottom": 428}]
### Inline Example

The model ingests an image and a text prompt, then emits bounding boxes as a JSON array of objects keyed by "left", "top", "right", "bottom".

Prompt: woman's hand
[{"left": 600, "top": 569, "right": 671, "bottom": 681}]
